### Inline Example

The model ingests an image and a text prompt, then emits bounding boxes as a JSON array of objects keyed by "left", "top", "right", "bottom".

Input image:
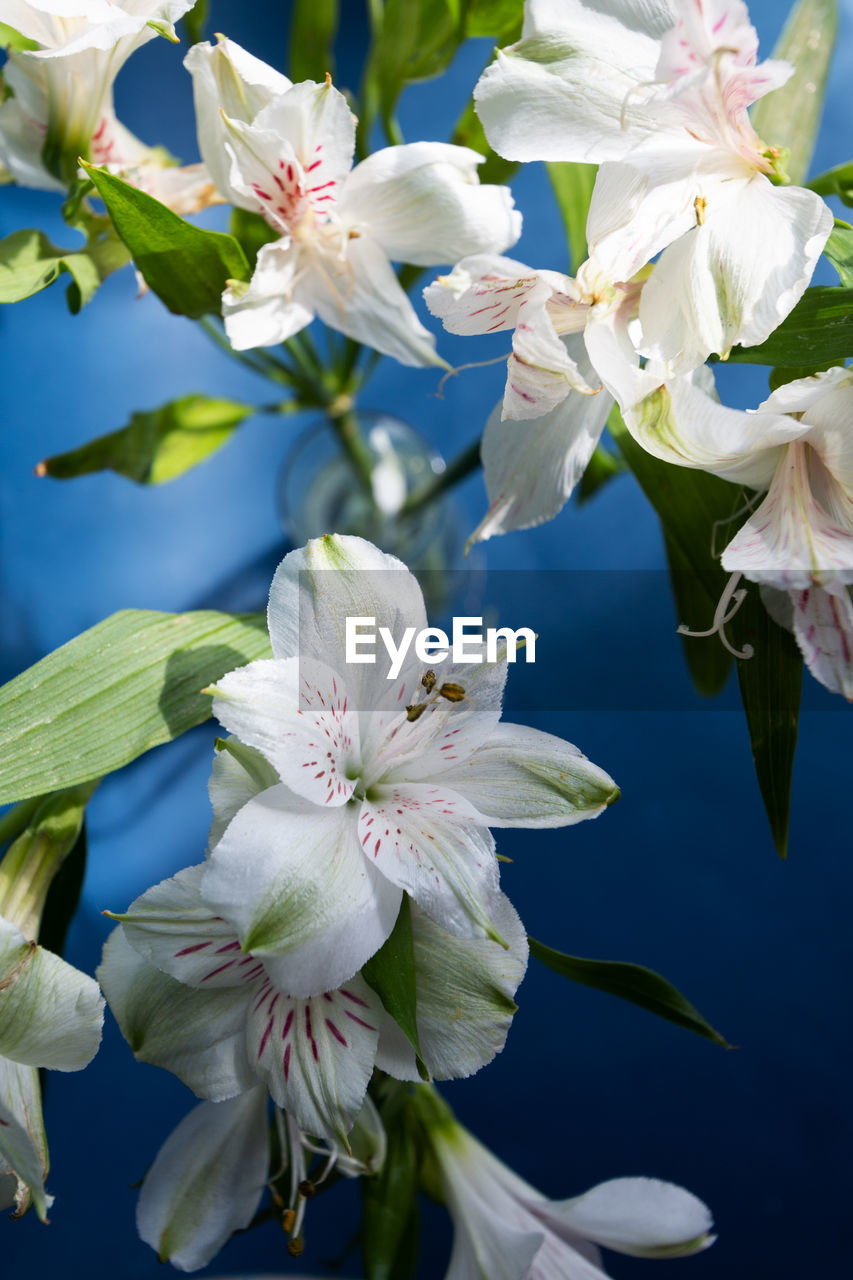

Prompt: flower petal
[
  {"left": 377, "top": 895, "right": 527, "bottom": 1082},
  {"left": 297, "top": 232, "right": 443, "bottom": 367},
  {"left": 0, "top": 1056, "right": 50, "bottom": 1221},
  {"left": 787, "top": 580, "right": 853, "bottom": 701},
  {"left": 340, "top": 142, "right": 520, "bottom": 265},
  {"left": 207, "top": 736, "right": 278, "bottom": 851},
  {"left": 540, "top": 1176, "right": 715, "bottom": 1259},
  {"left": 202, "top": 785, "right": 402, "bottom": 998},
  {"left": 222, "top": 239, "right": 315, "bottom": 350},
  {"left": 474, "top": 2, "right": 661, "bottom": 164},
  {"left": 248, "top": 974, "right": 380, "bottom": 1145},
  {"left": 470, "top": 384, "right": 611, "bottom": 546},
  {"left": 98, "top": 928, "right": 256, "bottom": 1101},
  {"left": 505, "top": 316, "right": 598, "bottom": 420},
  {"left": 0, "top": 915, "right": 103, "bottom": 1070},
  {"left": 252, "top": 77, "right": 355, "bottom": 191},
  {"left": 423, "top": 253, "right": 556, "bottom": 336},
  {"left": 266, "top": 534, "right": 429, "bottom": 733},
  {"left": 451, "top": 722, "right": 619, "bottom": 828},
  {"left": 184, "top": 35, "right": 292, "bottom": 200},
  {"left": 136, "top": 1088, "right": 269, "bottom": 1272},
  {"left": 211, "top": 656, "right": 360, "bottom": 808},
  {"left": 357, "top": 784, "right": 502, "bottom": 942},
  {"left": 639, "top": 176, "right": 832, "bottom": 368}
]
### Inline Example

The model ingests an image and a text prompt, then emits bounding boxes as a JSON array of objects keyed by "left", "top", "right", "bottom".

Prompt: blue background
[{"left": 2, "top": 2, "right": 852, "bottom": 1276}]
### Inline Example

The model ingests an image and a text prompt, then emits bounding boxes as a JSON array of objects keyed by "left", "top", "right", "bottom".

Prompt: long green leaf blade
[
  {"left": 546, "top": 162, "right": 597, "bottom": 273},
  {"left": 0, "top": 611, "right": 270, "bottom": 804},
  {"left": 528, "top": 937, "right": 730, "bottom": 1047},
  {"left": 731, "top": 586, "right": 803, "bottom": 859},
  {"left": 809, "top": 158, "right": 853, "bottom": 205},
  {"left": 750, "top": 0, "right": 838, "bottom": 185},
  {"left": 725, "top": 286, "right": 853, "bottom": 368},
  {"left": 37, "top": 395, "right": 253, "bottom": 485},
  {"left": 82, "top": 162, "right": 250, "bottom": 318}
]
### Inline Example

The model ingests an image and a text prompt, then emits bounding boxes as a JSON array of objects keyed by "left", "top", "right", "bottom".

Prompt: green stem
[
  {"left": 0, "top": 783, "right": 97, "bottom": 938},
  {"left": 400, "top": 437, "right": 482, "bottom": 517},
  {"left": 329, "top": 405, "right": 376, "bottom": 496},
  {"left": 198, "top": 317, "right": 294, "bottom": 386},
  {"left": 0, "top": 797, "right": 43, "bottom": 851}
]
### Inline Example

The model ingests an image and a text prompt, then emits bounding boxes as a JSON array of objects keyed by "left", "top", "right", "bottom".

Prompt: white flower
[
  {"left": 0, "top": 1, "right": 197, "bottom": 186},
  {"left": 0, "top": 912, "right": 104, "bottom": 1220},
  {"left": 630, "top": 367, "right": 853, "bottom": 589},
  {"left": 184, "top": 37, "right": 522, "bottom": 365},
  {"left": 423, "top": 1101, "right": 715, "bottom": 1279},
  {"left": 474, "top": 0, "right": 831, "bottom": 370},
  {"left": 763, "top": 578, "right": 853, "bottom": 702},
  {"left": 98, "top": 854, "right": 528, "bottom": 1145},
  {"left": 197, "top": 534, "right": 617, "bottom": 998}
]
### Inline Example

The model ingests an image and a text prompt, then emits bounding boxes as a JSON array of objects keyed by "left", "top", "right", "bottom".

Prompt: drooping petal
[
  {"left": 469, "top": 384, "right": 610, "bottom": 545},
  {"left": 722, "top": 442, "right": 853, "bottom": 588},
  {"left": 377, "top": 895, "right": 527, "bottom": 1082},
  {"left": 357, "top": 785, "right": 502, "bottom": 942},
  {"left": 474, "top": 1, "right": 661, "bottom": 165},
  {"left": 505, "top": 315, "right": 599, "bottom": 419},
  {"left": 0, "top": 915, "right": 103, "bottom": 1071},
  {"left": 540, "top": 1175, "right": 715, "bottom": 1259},
  {"left": 211, "top": 656, "right": 360, "bottom": 808},
  {"left": 202, "top": 785, "right": 402, "bottom": 998},
  {"left": 786, "top": 580, "right": 853, "bottom": 701},
  {"left": 0, "top": 1056, "right": 50, "bottom": 1221},
  {"left": 340, "top": 142, "right": 520, "bottom": 265},
  {"left": 451, "top": 722, "right": 619, "bottom": 828},
  {"left": 98, "top": 928, "right": 256, "bottom": 1102},
  {"left": 247, "top": 974, "right": 380, "bottom": 1145},
  {"left": 184, "top": 35, "right": 292, "bottom": 200},
  {"left": 639, "top": 175, "right": 832, "bottom": 368},
  {"left": 222, "top": 240, "right": 315, "bottom": 351},
  {"left": 136, "top": 1088, "right": 269, "bottom": 1272},
  {"left": 295, "top": 231, "right": 444, "bottom": 368}
]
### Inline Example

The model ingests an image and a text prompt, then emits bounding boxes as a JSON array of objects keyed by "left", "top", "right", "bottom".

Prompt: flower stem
[
  {"left": 400, "top": 437, "right": 482, "bottom": 517},
  {"left": 328, "top": 403, "right": 376, "bottom": 496}
]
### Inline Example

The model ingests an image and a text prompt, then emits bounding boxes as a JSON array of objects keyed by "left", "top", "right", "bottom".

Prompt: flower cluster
[
  {"left": 422, "top": 0, "right": 850, "bottom": 697},
  {"left": 97, "top": 532, "right": 635, "bottom": 1267}
]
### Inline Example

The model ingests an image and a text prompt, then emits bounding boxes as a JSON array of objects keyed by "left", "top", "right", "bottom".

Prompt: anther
[
  {"left": 422, "top": 669, "right": 436, "bottom": 693},
  {"left": 438, "top": 683, "right": 466, "bottom": 702},
  {"left": 406, "top": 703, "right": 427, "bottom": 722}
]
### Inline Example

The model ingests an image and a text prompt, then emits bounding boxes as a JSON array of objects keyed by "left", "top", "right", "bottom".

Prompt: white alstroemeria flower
[
  {"left": 630, "top": 367, "right": 853, "bottom": 589},
  {"left": 762, "top": 578, "right": 853, "bottom": 702},
  {"left": 198, "top": 534, "right": 617, "bottom": 997},
  {"left": 0, "top": 1, "right": 196, "bottom": 186},
  {"left": 0, "top": 913, "right": 104, "bottom": 1220},
  {"left": 474, "top": 0, "right": 831, "bottom": 370},
  {"left": 184, "top": 37, "right": 521, "bottom": 365},
  {"left": 424, "top": 1104, "right": 715, "bottom": 1279},
  {"left": 99, "top": 855, "right": 528, "bottom": 1144}
]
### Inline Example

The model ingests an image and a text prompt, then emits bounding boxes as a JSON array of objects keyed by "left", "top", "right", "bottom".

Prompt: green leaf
[
  {"left": 451, "top": 96, "right": 518, "bottom": 186},
  {"left": 465, "top": 0, "right": 523, "bottom": 40},
  {"left": 0, "top": 22, "right": 39, "bottom": 51},
  {"left": 82, "top": 162, "right": 250, "bottom": 318},
  {"left": 290, "top": 0, "right": 339, "bottom": 81},
  {"left": 528, "top": 937, "right": 730, "bottom": 1047},
  {"left": 608, "top": 405, "right": 740, "bottom": 696},
  {"left": 725, "top": 287, "right": 853, "bottom": 367},
  {"left": 361, "top": 1109, "right": 420, "bottom": 1280},
  {"left": 750, "top": 0, "right": 838, "bottom": 185},
  {"left": 362, "top": 896, "right": 427, "bottom": 1076},
  {"left": 546, "top": 161, "right": 597, "bottom": 273},
  {"left": 809, "top": 158, "right": 853, "bottom": 205},
  {"left": 0, "top": 228, "right": 116, "bottom": 309},
  {"left": 181, "top": 0, "right": 208, "bottom": 45},
  {"left": 38, "top": 394, "right": 253, "bottom": 485},
  {"left": 38, "top": 818, "right": 87, "bottom": 958},
  {"left": 730, "top": 585, "right": 803, "bottom": 859},
  {"left": 0, "top": 611, "right": 271, "bottom": 805},
  {"left": 823, "top": 222, "right": 853, "bottom": 286}
]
